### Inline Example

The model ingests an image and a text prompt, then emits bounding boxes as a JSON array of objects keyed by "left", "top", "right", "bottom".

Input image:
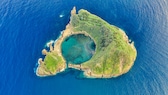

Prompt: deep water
[
  {"left": 0, "top": 0, "right": 168, "bottom": 95},
  {"left": 61, "top": 34, "right": 95, "bottom": 64}
]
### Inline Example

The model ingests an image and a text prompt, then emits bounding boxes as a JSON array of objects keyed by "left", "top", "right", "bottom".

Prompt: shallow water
[
  {"left": 61, "top": 34, "right": 95, "bottom": 64},
  {"left": 0, "top": 0, "right": 168, "bottom": 95}
]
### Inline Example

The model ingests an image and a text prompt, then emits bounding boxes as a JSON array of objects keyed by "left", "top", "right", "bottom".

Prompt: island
[{"left": 36, "top": 7, "right": 137, "bottom": 78}]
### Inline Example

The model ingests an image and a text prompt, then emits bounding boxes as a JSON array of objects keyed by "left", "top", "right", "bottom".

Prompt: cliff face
[
  {"left": 69, "top": 7, "right": 137, "bottom": 78},
  {"left": 36, "top": 7, "right": 137, "bottom": 78}
]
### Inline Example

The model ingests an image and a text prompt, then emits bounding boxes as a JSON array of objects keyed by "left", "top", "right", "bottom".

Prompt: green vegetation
[
  {"left": 44, "top": 52, "right": 64, "bottom": 74},
  {"left": 70, "top": 9, "right": 137, "bottom": 76},
  {"left": 36, "top": 7, "right": 137, "bottom": 78}
]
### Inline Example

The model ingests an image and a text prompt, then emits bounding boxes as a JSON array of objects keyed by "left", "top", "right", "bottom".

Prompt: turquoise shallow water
[
  {"left": 61, "top": 34, "right": 96, "bottom": 64},
  {"left": 1, "top": 0, "right": 168, "bottom": 95}
]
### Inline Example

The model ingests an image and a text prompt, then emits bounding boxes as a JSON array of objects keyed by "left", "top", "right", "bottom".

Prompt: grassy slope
[
  {"left": 70, "top": 9, "right": 137, "bottom": 76},
  {"left": 43, "top": 52, "right": 64, "bottom": 74}
]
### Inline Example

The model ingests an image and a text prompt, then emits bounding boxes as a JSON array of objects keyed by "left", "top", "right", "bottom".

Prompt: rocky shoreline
[
  {"left": 36, "top": 7, "right": 95, "bottom": 77},
  {"left": 36, "top": 7, "right": 137, "bottom": 78}
]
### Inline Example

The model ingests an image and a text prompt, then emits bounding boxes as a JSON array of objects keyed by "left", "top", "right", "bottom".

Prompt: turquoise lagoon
[{"left": 61, "top": 34, "right": 96, "bottom": 64}]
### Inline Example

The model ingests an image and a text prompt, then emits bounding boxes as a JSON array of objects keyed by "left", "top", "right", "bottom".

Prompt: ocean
[{"left": 0, "top": 0, "right": 168, "bottom": 95}]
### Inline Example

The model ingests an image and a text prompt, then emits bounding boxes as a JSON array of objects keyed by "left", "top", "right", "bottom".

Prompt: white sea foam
[
  {"left": 59, "top": 14, "right": 64, "bottom": 18},
  {"left": 33, "top": 67, "right": 37, "bottom": 73},
  {"left": 54, "top": 31, "right": 64, "bottom": 44},
  {"left": 54, "top": 39, "right": 58, "bottom": 44},
  {"left": 46, "top": 40, "right": 55, "bottom": 47},
  {"left": 60, "top": 31, "right": 64, "bottom": 36},
  {"left": 34, "top": 60, "right": 40, "bottom": 73}
]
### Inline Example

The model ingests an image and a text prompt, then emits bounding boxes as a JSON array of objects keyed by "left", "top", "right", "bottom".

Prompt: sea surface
[{"left": 0, "top": 0, "right": 168, "bottom": 95}]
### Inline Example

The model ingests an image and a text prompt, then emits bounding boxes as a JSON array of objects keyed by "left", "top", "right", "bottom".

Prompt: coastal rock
[
  {"left": 36, "top": 7, "right": 137, "bottom": 78},
  {"left": 42, "top": 49, "right": 48, "bottom": 55}
]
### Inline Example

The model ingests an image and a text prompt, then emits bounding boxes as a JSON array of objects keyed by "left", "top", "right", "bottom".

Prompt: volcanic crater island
[{"left": 36, "top": 7, "right": 137, "bottom": 78}]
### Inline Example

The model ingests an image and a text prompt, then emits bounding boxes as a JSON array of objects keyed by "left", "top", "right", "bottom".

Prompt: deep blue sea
[{"left": 0, "top": 0, "right": 168, "bottom": 95}]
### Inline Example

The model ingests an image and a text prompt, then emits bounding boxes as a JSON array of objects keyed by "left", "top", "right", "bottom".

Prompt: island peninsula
[{"left": 36, "top": 7, "right": 137, "bottom": 78}]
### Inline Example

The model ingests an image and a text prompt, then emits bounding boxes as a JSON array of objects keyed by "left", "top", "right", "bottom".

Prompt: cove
[{"left": 61, "top": 34, "right": 96, "bottom": 64}]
